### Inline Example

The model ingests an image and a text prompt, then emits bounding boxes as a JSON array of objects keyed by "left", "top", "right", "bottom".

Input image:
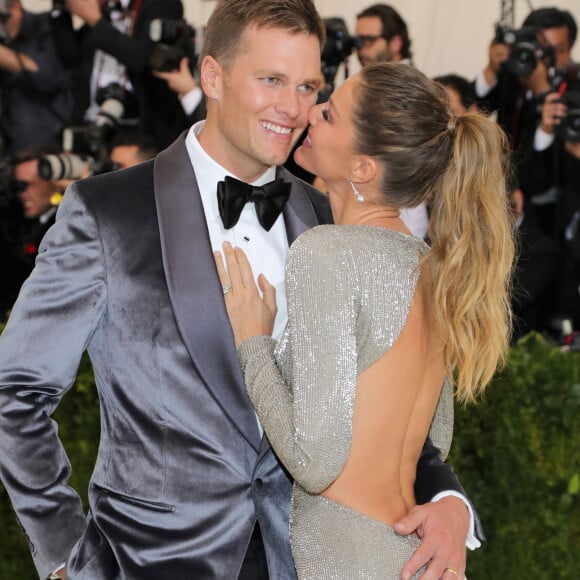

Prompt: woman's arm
[{"left": 216, "top": 235, "right": 358, "bottom": 494}]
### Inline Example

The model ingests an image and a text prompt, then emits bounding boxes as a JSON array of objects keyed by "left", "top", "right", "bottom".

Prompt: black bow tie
[{"left": 217, "top": 176, "right": 291, "bottom": 231}]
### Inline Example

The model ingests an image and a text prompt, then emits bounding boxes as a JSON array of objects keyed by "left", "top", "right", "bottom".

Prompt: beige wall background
[{"left": 25, "top": 0, "right": 580, "bottom": 83}]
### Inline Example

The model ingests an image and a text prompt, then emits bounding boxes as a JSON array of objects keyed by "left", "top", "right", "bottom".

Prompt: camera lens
[
  {"left": 507, "top": 42, "right": 537, "bottom": 77},
  {"left": 38, "top": 154, "right": 92, "bottom": 180},
  {"left": 557, "top": 109, "right": 580, "bottom": 143}
]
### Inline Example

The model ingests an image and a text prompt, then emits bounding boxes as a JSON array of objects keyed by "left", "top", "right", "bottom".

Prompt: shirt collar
[{"left": 185, "top": 121, "right": 277, "bottom": 226}]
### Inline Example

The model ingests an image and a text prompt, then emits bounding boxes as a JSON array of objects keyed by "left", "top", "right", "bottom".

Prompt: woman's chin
[{"left": 293, "top": 146, "right": 315, "bottom": 175}]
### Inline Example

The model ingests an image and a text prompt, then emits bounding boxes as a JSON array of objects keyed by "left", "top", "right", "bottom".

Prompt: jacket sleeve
[
  {"left": 0, "top": 181, "right": 107, "bottom": 579},
  {"left": 415, "top": 382, "right": 485, "bottom": 542}
]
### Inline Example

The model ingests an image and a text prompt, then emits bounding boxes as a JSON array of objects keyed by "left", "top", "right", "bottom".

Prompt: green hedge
[
  {"left": 449, "top": 333, "right": 580, "bottom": 578},
  {"left": 1, "top": 332, "right": 579, "bottom": 578}
]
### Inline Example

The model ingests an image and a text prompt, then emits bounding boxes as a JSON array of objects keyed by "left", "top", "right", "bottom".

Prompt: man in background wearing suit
[
  {"left": 0, "top": 1, "right": 477, "bottom": 578},
  {"left": 0, "top": 145, "right": 63, "bottom": 319}
]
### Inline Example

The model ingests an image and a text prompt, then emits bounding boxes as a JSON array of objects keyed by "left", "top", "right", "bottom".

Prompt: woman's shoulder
[{"left": 291, "top": 224, "right": 428, "bottom": 258}]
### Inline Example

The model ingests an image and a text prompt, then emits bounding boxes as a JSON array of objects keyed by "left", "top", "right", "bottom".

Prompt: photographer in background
[
  {"left": 525, "top": 73, "right": 580, "bottom": 331},
  {"left": 433, "top": 73, "right": 479, "bottom": 117},
  {"left": 351, "top": 4, "right": 428, "bottom": 239},
  {"left": 508, "top": 174, "right": 562, "bottom": 342},
  {"left": 153, "top": 56, "right": 206, "bottom": 126},
  {"left": 354, "top": 3, "right": 412, "bottom": 67},
  {"left": 0, "top": 0, "right": 73, "bottom": 154},
  {"left": 108, "top": 128, "right": 158, "bottom": 170},
  {"left": 474, "top": 7, "right": 576, "bottom": 177},
  {"left": 51, "top": 0, "right": 187, "bottom": 149},
  {"left": 0, "top": 144, "right": 65, "bottom": 319}
]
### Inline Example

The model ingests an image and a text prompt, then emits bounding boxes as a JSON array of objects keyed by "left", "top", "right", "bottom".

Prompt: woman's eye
[{"left": 322, "top": 109, "right": 330, "bottom": 122}]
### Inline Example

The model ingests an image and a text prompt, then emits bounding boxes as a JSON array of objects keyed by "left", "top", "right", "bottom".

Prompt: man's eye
[
  {"left": 322, "top": 109, "right": 330, "bottom": 121},
  {"left": 299, "top": 84, "right": 316, "bottom": 94}
]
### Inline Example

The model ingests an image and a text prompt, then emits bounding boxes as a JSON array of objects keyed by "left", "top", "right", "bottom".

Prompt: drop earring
[{"left": 349, "top": 179, "right": 365, "bottom": 203}]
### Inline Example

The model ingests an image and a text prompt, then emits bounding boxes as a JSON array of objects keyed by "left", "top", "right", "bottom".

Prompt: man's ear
[
  {"left": 200, "top": 55, "right": 221, "bottom": 100},
  {"left": 510, "top": 187, "right": 525, "bottom": 216},
  {"left": 388, "top": 35, "right": 403, "bottom": 60}
]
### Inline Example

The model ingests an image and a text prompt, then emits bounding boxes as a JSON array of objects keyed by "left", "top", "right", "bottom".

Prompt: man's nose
[{"left": 277, "top": 87, "right": 300, "bottom": 118}]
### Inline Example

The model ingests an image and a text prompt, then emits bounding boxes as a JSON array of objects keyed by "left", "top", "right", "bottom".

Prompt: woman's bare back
[{"left": 322, "top": 268, "right": 447, "bottom": 525}]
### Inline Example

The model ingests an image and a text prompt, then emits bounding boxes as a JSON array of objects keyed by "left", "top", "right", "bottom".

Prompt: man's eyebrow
[
  {"left": 255, "top": 70, "right": 323, "bottom": 88},
  {"left": 304, "top": 77, "right": 323, "bottom": 89}
]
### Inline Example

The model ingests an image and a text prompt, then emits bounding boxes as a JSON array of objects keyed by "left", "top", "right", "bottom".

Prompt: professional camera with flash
[
  {"left": 149, "top": 18, "right": 197, "bottom": 74},
  {"left": 554, "top": 64, "right": 580, "bottom": 144},
  {"left": 38, "top": 83, "right": 126, "bottom": 180},
  {"left": 319, "top": 18, "right": 358, "bottom": 102},
  {"left": 494, "top": 23, "right": 556, "bottom": 78}
]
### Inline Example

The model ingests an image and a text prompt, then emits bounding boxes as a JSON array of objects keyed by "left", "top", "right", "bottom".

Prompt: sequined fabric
[{"left": 238, "top": 225, "right": 452, "bottom": 579}]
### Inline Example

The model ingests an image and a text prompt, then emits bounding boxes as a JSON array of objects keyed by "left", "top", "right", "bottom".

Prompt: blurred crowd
[{"left": 0, "top": 1, "right": 579, "bottom": 346}]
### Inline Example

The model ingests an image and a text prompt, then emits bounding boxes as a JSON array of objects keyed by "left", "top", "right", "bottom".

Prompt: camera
[
  {"left": 321, "top": 18, "right": 356, "bottom": 89},
  {"left": 149, "top": 19, "right": 197, "bottom": 74},
  {"left": 494, "top": 24, "right": 556, "bottom": 78},
  {"left": 318, "top": 17, "right": 358, "bottom": 103},
  {"left": 38, "top": 82, "right": 127, "bottom": 180},
  {"left": 553, "top": 64, "right": 580, "bottom": 144}
]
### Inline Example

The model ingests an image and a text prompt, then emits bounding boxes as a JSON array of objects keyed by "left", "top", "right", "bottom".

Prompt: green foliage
[
  {"left": 450, "top": 333, "right": 580, "bottom": 579},
  {"left": 1, "top": 331, "right": 579, "bottom": 577}
]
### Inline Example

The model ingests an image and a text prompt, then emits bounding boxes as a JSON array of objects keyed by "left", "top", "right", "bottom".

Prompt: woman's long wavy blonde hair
[{"left": 354, "top": 63, "right": 515, "bottom": 403}]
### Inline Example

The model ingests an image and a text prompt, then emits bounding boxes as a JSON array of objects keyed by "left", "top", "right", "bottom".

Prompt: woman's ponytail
[{"left": 427, "top": 113, "right": 515, "bottom": 403}]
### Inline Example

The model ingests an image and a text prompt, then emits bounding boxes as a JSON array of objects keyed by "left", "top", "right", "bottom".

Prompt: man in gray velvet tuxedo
[{"left": 0, "top": 1, "right": 480, "bottom": 579}]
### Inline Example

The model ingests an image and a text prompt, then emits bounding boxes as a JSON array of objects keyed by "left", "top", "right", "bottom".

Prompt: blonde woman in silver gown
[{"left": 215, "top": 63, "right": 514, "bottom": 579}]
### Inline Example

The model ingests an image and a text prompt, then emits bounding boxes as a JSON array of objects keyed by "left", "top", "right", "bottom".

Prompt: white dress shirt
[{"left": 185, "top": 121, "right": 289, "bottom": 341}]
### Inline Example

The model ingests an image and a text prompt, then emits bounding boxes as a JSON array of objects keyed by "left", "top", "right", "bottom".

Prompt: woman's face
[{"left": 294, "top": 73, "right": 360, "bottom": 186}]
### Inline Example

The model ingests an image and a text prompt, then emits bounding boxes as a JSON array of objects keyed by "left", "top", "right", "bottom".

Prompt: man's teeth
[{"left": 260, "top": 121, "right": 292, "bottom": 135}]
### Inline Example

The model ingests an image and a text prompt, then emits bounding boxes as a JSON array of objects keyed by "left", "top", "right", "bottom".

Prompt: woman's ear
[{"left": 351, "top": 156, "right": 378, "bottom": 185}]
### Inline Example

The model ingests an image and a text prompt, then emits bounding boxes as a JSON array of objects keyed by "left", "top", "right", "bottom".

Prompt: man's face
[
  {"left": 200, "top": 25, "right": 322, "bottom": 182},
  {"left": 110, "top": 145, "right": 142, "bottom": 170},
  {"left": 5, "top": 1, "right": 22, "bottom": 41},
  {"left": 355, "top": 16, "right": 392, "bottom": 67},
  {"left": 541, "top": 26, "right": 572, "bottom": 69},
  {"left": 15, "top": 159, "right": 54, "bottom": 219},
  {"left": 442, "top": 86, "right": 469, "bottom": 117}
]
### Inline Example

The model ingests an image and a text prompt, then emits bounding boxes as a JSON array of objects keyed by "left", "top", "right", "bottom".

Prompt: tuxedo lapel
[
  {"left": 153, "top": 133, "right": 262, "bottom": 451},
  {"left": 277, "top": 167, "right": 324, "bottom": 244}
]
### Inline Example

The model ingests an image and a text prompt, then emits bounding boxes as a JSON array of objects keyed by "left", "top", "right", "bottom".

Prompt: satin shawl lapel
[
  {"left": 277, "top": 167, "right": 323, "bottom": 244},
  {"left": 154, "top": 134, "right": 262, "bottom": 451}
]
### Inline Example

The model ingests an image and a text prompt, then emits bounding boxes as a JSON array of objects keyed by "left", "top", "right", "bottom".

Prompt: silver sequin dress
[{"left": 237, "top": 225, "right": 454, "bottom": 579}]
